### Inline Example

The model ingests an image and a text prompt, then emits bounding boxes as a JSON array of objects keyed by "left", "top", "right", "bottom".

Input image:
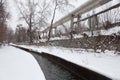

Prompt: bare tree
[
  {"left": 0, "top": 0, "right": 9, "bottom": 45},
  {"left": 47, "top": 0, "right": 73, "bottom": 42},
  {"left": 6, "top": 27, "right": 14, "bottom": 43},
  {"left": 14, "top": 0, "right": 50, "bottom": 43},
  {"left": 15, "top": 24, "right": 28, "bottom": 43}
]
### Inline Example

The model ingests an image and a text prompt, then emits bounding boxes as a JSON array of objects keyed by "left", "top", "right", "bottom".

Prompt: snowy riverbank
[
  {"left": 0, "top": 46, "right": 46, "bottom": 80},
  {"left": 17, "top": 44, "right": 120, "bottom": 80}
]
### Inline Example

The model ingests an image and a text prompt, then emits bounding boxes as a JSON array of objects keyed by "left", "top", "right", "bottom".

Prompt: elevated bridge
[{"left": 40, "top": 0, "right": 112, "bottom": 39}]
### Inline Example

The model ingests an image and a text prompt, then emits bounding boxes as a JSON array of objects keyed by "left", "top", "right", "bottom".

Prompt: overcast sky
[
  {"left": 6, "top": 0, "right": 89, "bottom": 30},
  {"left": 6, "top": 0, "right": 119, "bottom": 30}
]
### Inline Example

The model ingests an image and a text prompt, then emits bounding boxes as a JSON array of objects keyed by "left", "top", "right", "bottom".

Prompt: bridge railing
[
  {"left": 40, "top": 0, "right": 118, "bottom": 40},
  {"left": 73, "top": 3, "right": 120, "bottom": 34}
]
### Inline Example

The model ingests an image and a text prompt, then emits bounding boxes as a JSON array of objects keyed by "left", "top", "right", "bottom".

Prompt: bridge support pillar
[
  {"left": 77, "top": 15, "right": 81, "bottom": 32},
  {"left": 94, "top": 15, "right": 98, "bottom": 28},
  {"left": 51, "top": 28, "right": 56, "bottom": 37},
  {"left": 43, "top": 32, "right": 45, "bottom": 38},
  {"left": 44, "top": 32, "right": 47, "bottom": 38},
  {"left": 54, "top": 27, "right": 57, "bottom": 37},
  {"left": 70, "top": 14, "right": 75, "bottom": 31},
  {"left": 52, "top": 28, "right": 55, "bottom": 37}
]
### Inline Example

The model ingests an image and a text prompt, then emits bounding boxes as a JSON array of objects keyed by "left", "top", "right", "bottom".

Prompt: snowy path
[
  {"left": 0, "top": 46, "right": 46, "bottom": 80},
  {"left": 18, "top": 45, "right": 120, "bottom": 80}
]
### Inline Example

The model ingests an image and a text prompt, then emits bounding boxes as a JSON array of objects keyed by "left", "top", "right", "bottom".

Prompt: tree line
[
  {"left": 0, "top": 0, "right": 9, "bottom": 45},
  {"left": 13, "top": 0, "right": 72, "bottom": 43}
]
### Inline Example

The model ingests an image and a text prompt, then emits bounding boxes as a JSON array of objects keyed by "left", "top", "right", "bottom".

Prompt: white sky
[
  {"left": 6, "top": 0, "right": 88, "bottom": 30},
  {"left": 6, "top": 0, "right": 119, "bottom": 30}
]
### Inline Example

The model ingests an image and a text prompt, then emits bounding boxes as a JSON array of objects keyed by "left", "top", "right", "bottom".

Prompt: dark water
[{"left": 31, "top": 53, "right": 81, "bottom": 80}]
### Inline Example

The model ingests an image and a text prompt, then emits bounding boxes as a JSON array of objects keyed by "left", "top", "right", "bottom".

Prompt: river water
[{"left": 31, "top": 53, "right": 82, "bottom": 80}]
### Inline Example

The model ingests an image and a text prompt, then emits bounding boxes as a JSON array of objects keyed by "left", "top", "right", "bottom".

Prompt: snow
[
  {"left": 17, "top": 45, "right": 120, "bottom": 80},
  {"left": 50, "top": 36, "right": 69, "bottom": 41},
  {"left": 0, "top": 46, "right": 46, "bottom": 80},
  {"left": 39, "top": 26, "right": 120, "bottom": 42},
  {"left": 101, "top": 26, "right": 120, "bottom": 35},
  {"left": 11, "top": 26, "right": 120, "bottom": 79},
  {"left": 74, "top": 26, "right": 120, "bottom": 38},
  {"left": 39, "top": 36, "right": 70, "bottom": 42}
]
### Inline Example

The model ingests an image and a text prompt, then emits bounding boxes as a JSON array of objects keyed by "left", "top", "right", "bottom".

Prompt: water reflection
[{"left": 32, "top": 53, "right": 81, "bottom": 80}]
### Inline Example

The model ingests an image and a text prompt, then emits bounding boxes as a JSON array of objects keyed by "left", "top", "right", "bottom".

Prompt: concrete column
[
  {"left": 43, "top": 32, "right": 45, "bottom": 38},
  {"left": 54, "top": 27, "right": 57, "bottom": 37},
  {"left": 51, "top": 28, "right": 54, "bottom": 37},
  {"left": 77, "top": 15, "right": 81, "bottom": 32},
  {"left": 95, "top": 15, "right": 98, "bottom": 28},
  {"left": 70, "top": 14, "right": 74, "bottom": 31},
  {"left": 53, "top": 27, "right": 57, "bottom": 37},
  {"left": 39, "top": 32, "right": 41, "bottom": 39},
  {"left": 45, "top": 31, "right": 47, "bottom": 38},
  {"left": 88, "top": 17, "right": 94, "bottom": 36}
]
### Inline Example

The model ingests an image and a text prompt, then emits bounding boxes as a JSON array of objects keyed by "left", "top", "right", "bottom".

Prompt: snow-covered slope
[
  {"left": 18, "top": 45, "right": 120, "bottom": 80},
  {"left": 0, "top": 46, "right": 46, "bottom": 80}
]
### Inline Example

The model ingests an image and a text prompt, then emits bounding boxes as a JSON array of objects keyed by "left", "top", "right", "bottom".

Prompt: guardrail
[{"left": 40, "top": 0, "right": 112, "bottom": 39}]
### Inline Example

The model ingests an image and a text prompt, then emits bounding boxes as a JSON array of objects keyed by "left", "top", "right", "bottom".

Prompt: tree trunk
[
  {"left": 47, "top": 4, "right": 57, "bottom": 42},
  {"left": 29, "top": 14, "right": 33, "bottom": 43}
]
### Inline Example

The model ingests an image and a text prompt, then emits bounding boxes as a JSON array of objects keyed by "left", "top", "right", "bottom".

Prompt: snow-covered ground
[
  {"left": 39, "top": 26, "right": 120, "bottom": 42},
  {"left": 17, "top": 45, "right": 120, "bottom": 80},
  {"left": 0, "top": 46, "right": 46, "bottom": 80}
]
